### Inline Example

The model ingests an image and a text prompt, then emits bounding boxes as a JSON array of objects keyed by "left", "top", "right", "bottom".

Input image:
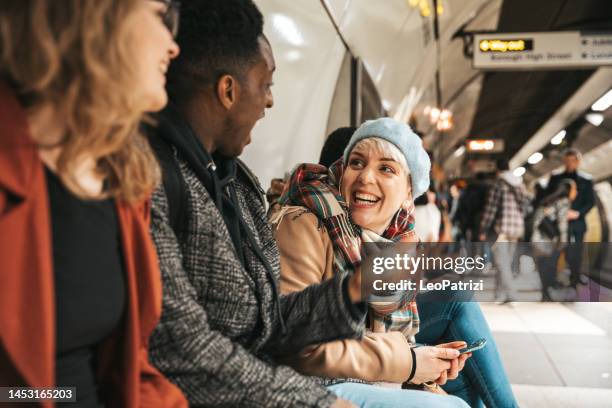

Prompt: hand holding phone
[
  {"left": 459, "top": 338, "right": 487, "bottom": 354},
  {"left": 430, "top": 341, "right": 471, "bottom": 385}
]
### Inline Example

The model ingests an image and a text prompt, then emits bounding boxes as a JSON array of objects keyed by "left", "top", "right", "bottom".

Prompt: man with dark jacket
[
  {"left": 147, "top": 1, "right": 365, "bottom": 407},
  {"left": 457, "top": 172, "right": 490, "bottom": 242},
  {"left": 545, "top": 148, "right": 595, "bottom": 287}
]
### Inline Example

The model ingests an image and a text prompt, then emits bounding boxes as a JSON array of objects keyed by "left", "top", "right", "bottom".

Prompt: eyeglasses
[{"left": 154, "top": 0, "right": 180, "bottom": 38}]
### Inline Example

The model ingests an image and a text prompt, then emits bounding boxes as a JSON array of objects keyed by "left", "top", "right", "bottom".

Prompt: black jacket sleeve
[{"left": 573, "top": 177, "right": 595, "bottom": 218}]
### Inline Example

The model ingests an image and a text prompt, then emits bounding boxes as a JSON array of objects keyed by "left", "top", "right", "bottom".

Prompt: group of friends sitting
[{"left": 0, "top": 0, "right": 519, "bottom": 407}]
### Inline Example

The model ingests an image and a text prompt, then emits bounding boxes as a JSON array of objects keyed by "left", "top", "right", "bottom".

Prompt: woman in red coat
[{"left": 0, "top": 1, "right": 186, "bottom": 406}]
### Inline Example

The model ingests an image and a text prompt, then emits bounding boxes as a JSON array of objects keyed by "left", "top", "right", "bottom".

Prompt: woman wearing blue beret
[{"left": 273, "top": 118, "right": 518, "bottom": 408}]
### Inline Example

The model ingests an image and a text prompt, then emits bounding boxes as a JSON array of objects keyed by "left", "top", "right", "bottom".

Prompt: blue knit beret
[{"left": 343, "top": 118, "right": 431, "bottom": 198}]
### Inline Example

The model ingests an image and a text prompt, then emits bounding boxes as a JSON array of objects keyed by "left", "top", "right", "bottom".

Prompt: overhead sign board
[
  {"left": 473, "top": 31, "right": 612, "bottom": 69},
  {"left": 466, "top": 139, "right": 505, "bottom": 153},
  {"left": 470, "top": 160, "right": 496, "bottom": 173}
]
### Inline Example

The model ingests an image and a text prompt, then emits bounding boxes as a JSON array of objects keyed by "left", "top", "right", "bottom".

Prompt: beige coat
[{"left": 275, "top": 207, "right": 413, "bottom": 383}]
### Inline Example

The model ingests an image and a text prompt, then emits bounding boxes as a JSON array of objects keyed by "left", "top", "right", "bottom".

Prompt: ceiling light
[
  {"left": 271, "top": 14, "right": 304, "bottom": 46},
  {"left": 436, "top": 117, "right": 453, "bottom": 131},
  {"left": 285, "top": 50, "right": 302, "bottom": 62},
  {"left": 467, "top": 139, "right": 499, "bottom": 152},
  {"left": 429, "top": 107, "right": 441, "bottom": 124},
  {"left": 591, "top": 89, "right": 612, "bottom": 112},
  {"left": 513, "top": 167, "right": 526, "bottom": 177},
  {"left": 550, "top": 130, "right": 566, "bottom": 145},
  {"left": 453, "top": 146, "right": 466, "bottom": 157},
  {"left": 419, "top": 0, "right": 432, "bottom": 18},
  {"left": 527, "top": 152, "right": 543, "bottom": 165},
  {"left": 585, "top": 112, "right": 604, "bottom": 126}
]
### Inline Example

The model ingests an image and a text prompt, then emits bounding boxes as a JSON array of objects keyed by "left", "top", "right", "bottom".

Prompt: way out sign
[{"left": 473, "top": 31, "right": 612, "bottom": 70}]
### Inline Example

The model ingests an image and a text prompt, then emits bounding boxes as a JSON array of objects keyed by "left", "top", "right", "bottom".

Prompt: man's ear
[{"left": 216, "top": 74, "right": 239, "bottom": 110}]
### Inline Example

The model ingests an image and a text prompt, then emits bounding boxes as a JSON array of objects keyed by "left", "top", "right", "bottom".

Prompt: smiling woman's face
[
  {"left": 130, "top": 0, "right": 180, "bottom": 112},
  {"left": 341, "top": 139, "right": 411, "bottom": 234}
]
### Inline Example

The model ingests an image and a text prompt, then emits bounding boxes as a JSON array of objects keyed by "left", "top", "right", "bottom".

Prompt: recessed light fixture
[
  {"left": 591, "top": 89, "right": 612, "bottom": 112},
  {"left": 527, "top": 152, "right": 543, "bottom": 165},
  {"left": 271, "top": 14, "right": 304, "bottom": 46},
  {"left": 550, "top": 130, "right": 566, "bottom": 145},
  {"left": 513, "top": 167, "right": 526, "bottom": 177},
  {"left": 585, "top": 112, "right": 604, "bottom": 127}
]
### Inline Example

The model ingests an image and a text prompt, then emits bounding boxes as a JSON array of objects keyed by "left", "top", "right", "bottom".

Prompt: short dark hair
[
  {"left": 318, "top": 126, "right": 356, "bottom": 167},
  {"left": 564, "top": 147, "right": 582, "bottom": 160},
  {"left": 167, "top": 0, "right": 264, "bottom": 104},
  {"left": 495, "top": 158, "right": 509, "bottom": 171}
]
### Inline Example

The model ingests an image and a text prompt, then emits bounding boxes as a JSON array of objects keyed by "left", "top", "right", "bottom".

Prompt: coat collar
[
  {"left": 0, "top": 82, "right": 56, "bottom": 392},
  {"left": 0, "top": 82, "right": 38, "bottom": 199}
]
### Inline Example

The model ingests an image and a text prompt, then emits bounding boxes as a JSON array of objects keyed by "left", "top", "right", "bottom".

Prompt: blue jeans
[
  {"left": 415, "top": 291, "right": 519, "bottom": 408},
  {"left": 328, "top": 382, "right": 470, "bottom": 408}
]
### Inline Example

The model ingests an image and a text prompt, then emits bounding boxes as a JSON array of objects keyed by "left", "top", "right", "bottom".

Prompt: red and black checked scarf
[{"left": 278, "top": 159, "right": 420, "bottom": 338}]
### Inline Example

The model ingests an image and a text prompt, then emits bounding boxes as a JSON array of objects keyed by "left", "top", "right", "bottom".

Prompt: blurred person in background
[
  {"left": 447, "top": 183, "right": 461, "bottom": 241},
  {"left": 0, "top": 1, "right": 185, "bottom": 406},
  {"left": 448, "top": 183, "right": 461, "bottom": 224},
  {"left": 319, "top": 126, "right": 358, "bottom": 168},
  {"left": 445, "top": 183, "right": 467, "bottom": 252},
  {"left": 544, "top": 148, "right": 594, "bottom": 288},
  {"left": 479, "top": 159, "right": 531, "bottom": 303},
  {"left": 532, "top": 179, "right": 577, "bottom": 301},
  {"left": 414, "top": 187, "right": 442, "bottom": 242},
  {"left": 457, "top": 172, "right": 491, "bottom": 242}
]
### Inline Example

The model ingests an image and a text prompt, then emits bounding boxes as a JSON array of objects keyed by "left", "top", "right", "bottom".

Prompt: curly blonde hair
[{"left": 0, "top": 0, "right": 160, "bottom": 202}]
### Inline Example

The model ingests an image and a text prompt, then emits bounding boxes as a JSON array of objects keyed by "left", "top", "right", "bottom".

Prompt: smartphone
[{"left": 459, "top": 338, "right": 487, "bottom": 354}]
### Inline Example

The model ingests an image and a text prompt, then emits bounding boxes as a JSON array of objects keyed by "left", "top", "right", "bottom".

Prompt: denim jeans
[
  {"left": 328, "top": 382, "right": 470, "bottom": 408},
  {"left": 415, "top": 291, "right": 520, "bottom": 408}
]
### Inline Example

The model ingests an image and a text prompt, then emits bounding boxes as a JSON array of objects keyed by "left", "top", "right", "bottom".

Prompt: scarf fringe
[{"left": 269, "top": 205, "right": 307, "bottom": 230}]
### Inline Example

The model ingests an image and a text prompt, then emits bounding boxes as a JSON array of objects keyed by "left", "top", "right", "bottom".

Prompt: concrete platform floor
[{"left": 482, "top": 302, "right": 612, "bottom": 408}]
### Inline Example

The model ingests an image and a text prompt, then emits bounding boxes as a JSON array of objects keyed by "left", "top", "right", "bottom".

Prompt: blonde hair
[
  {"left": 0, "top": 0, "right": 159, "bottom": 202},
  {"left": 350, "top": 137, "right": 414, "bottom": 198},
  {"left": 351, "top": 137, "right": 410, "bottom": 175}
]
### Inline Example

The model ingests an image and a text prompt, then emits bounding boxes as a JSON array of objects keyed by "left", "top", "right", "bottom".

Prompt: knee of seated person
[
  {"left": 446, "top": 291, "right": 482, "bottom": 312},
  {"left": 457, "top": 297, "right": 481, "bottom": 312},
  {"left": 443, "top": 395, "right": 471, "bottom": 408}
]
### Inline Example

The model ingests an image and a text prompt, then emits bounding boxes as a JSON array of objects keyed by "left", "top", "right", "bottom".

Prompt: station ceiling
[{"left": 467, "top": 0, "right": 612, "bottom": 165}]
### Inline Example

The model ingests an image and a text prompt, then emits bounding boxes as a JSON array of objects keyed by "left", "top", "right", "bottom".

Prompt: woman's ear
[
  {"left": 216, "top": 74, "right": 239, "bottom": 110},
  {"left": 405, "top": 175, "right": 414, "bottom": 202}
]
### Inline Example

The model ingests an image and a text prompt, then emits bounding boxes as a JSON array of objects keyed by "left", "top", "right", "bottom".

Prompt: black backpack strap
[
  {"left": 149, "top": 135, "right": 188, "bottom": 236},
  {"left": 236, "top": 159, "right": 266, "bottom": 207}
]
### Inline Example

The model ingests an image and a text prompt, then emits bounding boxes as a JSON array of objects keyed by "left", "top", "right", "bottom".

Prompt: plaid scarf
[{"left": 278, "top": 159, "right": 420, "bottom": 340}]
